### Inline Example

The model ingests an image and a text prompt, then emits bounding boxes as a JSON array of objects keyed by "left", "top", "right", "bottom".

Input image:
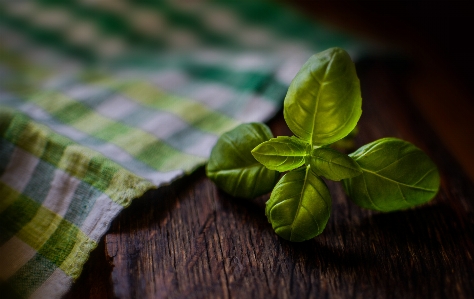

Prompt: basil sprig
[{"left": 206, "top": 47, "right": 440, "bottom": 242}]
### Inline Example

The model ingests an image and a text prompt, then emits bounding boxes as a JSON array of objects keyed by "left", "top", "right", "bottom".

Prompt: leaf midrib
[
  {"left": 308, "top": 57, "right": 329, "bottom": 143},
  {"left": 290, "top": 166, "right": 310, "bottom": 241},
  {"left": 362, "top": 168, "right": 437, "bottom": 192}
]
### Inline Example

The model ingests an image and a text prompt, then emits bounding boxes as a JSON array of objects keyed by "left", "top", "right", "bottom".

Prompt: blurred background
[
  {"left": 1, "top": 0, "right": 472, "bottom": 180},
  {"left": 296, "top": 1, "right": 474, "bottom": 181}
]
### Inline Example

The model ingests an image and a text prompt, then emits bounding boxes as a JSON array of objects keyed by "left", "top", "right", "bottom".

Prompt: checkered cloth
[{"left": 0, "top": 0, "right": 365, "bottom": 298}]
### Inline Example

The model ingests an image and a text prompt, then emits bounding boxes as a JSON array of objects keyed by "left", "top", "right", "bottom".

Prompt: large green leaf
[
  {"left": 265, "top": 166, "right": 332, "bottom": 242},
  {"left": 206, "top": 123, "right": 279, "bottom": 199},
  {"left": 310, "top": 147, "right": 362, "bottom": 181},
  {"left": 283, "top": 47, "right": 362, "bottom": 146},
  {"left": 252, "top": 136, "right": 309, "bottom": 172},
  {"left": 342, "top": 138, "right": 440, "bottom": 212}
]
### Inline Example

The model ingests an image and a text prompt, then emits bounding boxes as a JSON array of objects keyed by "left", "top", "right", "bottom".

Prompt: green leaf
[
  {"left": 251, "top": 136, "right": 309, "bottom": 172},
  {"left": 265, "top": 166, "right": 332, "bottom": 242},
  {"left": 310, "top": 147, "right": 362, "bottom": 181},
  {"left": 283, "top": 47, "right": 362, "bottom": 146},
  {"left": 206, "top": 123, "right": 279, "bottom": 199},
  {"left": 342, "top": 138, "right": 440, "bottom": 212}
]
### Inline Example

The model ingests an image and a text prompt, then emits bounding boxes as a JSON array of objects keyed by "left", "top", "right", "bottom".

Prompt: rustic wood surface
[{"left": 63, "top": 57, "right": 474, "bottom": 299}]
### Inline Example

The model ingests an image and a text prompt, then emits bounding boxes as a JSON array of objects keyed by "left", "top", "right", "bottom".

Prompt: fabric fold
[{"left": 0, "top": 0, "right": 367, "bottom": 297}]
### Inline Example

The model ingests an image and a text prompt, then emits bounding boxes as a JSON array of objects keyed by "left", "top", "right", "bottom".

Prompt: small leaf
[
  {"left": 265, "top": 166, "right": 332, "bottom": 242},
  {"left": 342, "top": 138, "right": 440, "bottom": 212},
  {"left": 284, "top": 47, "right": 362, "bottom": 146},
  {"left": 310, "top": 147, "right": 362, "bottom": 181},
  {"left": 252, "top": 136, "right": 309, "bottom": 172},
  {"left": 206, "top": 123, "right": 279, "bottom": 199}
]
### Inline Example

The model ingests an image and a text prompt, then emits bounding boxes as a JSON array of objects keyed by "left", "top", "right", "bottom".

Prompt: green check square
[
  {"left": 0, "top": 189, "right": 40, "bottom": 245},
  {"left": 37, "top": 219, "right": 79, "bottom": 267}
]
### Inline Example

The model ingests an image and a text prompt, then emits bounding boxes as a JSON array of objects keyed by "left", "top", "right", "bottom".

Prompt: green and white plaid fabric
[{"left": 0, "top": 0, "right": 365, "bottom": 298}]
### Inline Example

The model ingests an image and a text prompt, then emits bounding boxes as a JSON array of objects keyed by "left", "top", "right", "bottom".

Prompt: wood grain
[{"left": 64, "top": 58, "right": 474, "bottom": 299}]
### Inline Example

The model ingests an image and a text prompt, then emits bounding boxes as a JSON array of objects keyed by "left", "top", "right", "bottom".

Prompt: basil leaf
[
  {"left": 342, "top": 138, "right": 440, "bottom": 212},
  {"left": 310, "top": 147, "right": 362, "bottom": 181},
  {"left": 206, "top": 123, "right": 279, "bottom": 199},
  {"left": 251, "top": 136, "right": 309, "bottom": 172},
  {"left": 284, "top": 47, "right": 362, "bottom": 146},
  {"left": 265, "top": 166, "right": 332, "bottom": 242}
]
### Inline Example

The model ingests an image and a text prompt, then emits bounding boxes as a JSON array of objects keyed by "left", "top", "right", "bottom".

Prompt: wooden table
[{"left": 65, "top": 3, "right": 474, "bottom": 299}]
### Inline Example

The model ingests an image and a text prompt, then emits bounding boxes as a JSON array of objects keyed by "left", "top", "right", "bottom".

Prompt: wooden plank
[{"left": 65, "top": 59, "right": 474, "bottom": 298}]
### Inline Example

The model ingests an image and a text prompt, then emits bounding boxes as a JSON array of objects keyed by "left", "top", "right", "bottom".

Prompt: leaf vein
[
  {"left": 300, "top": 205, "right": 321, "bottom": 235},
  {"left": 268, "top": 195, "right": 300, "bottom": 218},
  {"left": 397, "top": 184, "right": 410, "bottom": 205},
  {"left": 412, "top": 167, "right": 438, "bottom": 186},
  {"left": 362, "top": 173, "right": 382, "bottom": 210},
  {"left": 374, "top": 151, "right": 419, "bottom": 173}
]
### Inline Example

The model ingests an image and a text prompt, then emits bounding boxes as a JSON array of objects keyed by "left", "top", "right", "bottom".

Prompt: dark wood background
[{"left": 64, "top": 2, "right": 474, "bottom": 299}]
